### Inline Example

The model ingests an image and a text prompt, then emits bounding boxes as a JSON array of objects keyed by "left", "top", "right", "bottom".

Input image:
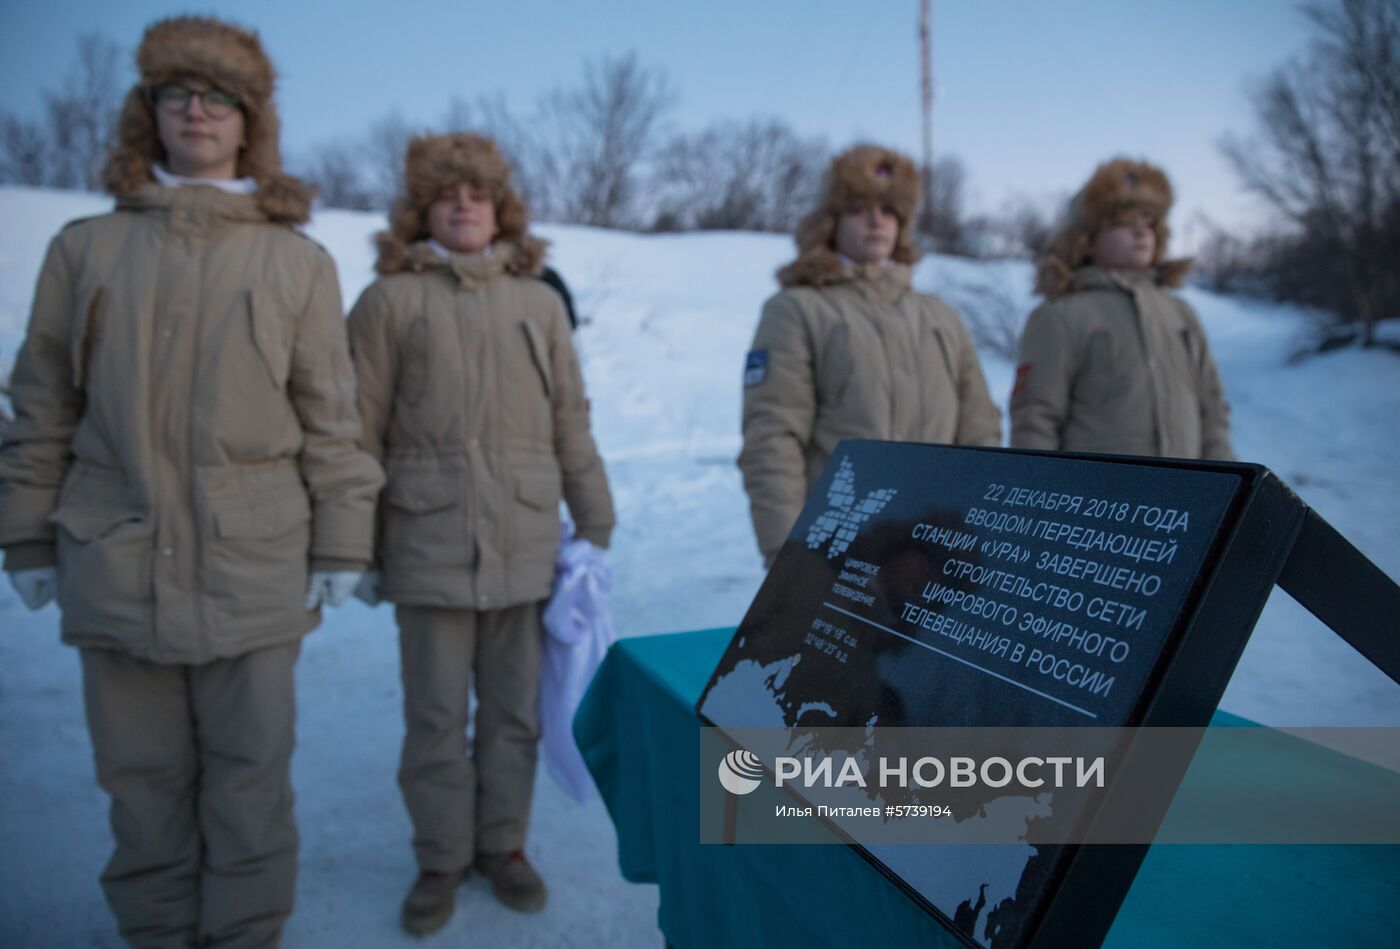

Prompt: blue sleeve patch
[{"left": 744, "top": 349, "right": 768, "bottom": 387}]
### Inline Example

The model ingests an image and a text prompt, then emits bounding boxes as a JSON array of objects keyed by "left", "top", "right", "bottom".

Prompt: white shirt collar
[
  {"left": 429, "top": 239, "right": 492, "bottom": 259},
  {"left": 837, "top": 252, "right": 893, "bottom": 269},
  {"left": 153, "top": 164, "right": 257, "bottom": 195}
]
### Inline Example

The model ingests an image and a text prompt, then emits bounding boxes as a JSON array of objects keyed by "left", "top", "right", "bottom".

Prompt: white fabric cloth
[
  {"left": 153, "top": 163, "right": 257, "bottom": 194},
  {"left": 539, "top": 526, "right": 615, "bottom": 803},
  {"left": 8, "top": 567, "right": 57, "bottom": 610},
  {"left": 303, "top": 571, "right": 363, "bottom": 610}
]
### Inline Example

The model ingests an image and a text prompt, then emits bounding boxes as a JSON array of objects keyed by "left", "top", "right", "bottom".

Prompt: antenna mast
[{"left": 919, "top": 0, "right": 935, "bottom": 241}]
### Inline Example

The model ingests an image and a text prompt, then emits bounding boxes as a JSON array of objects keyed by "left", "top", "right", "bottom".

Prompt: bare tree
[
  {"left": 534, "top": 53, "right": 675, "bottom": 228},
  {"left": 1220, "top": 0, "right": 1400, "bottom": 344},
  {"left": 297, "top": 111, "right": 419, "bottom": 213},
  {"left": 65, "top": 33, "right": 125, "bottom": 189},
  {"left": 1317, "top": 0, "right": 1400, "bottom": 162},
  {"left": 363, "top": 110, "right": 420, "bottom": 210},
  {"left": 918, "top": 155, "right": 976, "bottom": 256},
  {"left": 0, "top": 33, "right": 125, "bottom": 190},
  {"left": 300, "top": 142, "right": 375, "bottom": 210},
  {"left": 1192, "top": 215, "right": 1270, "bottom": 296},
  {"left": 940, "top": 274, "right": 1027, "bottom": 361},
  {"left": 651, "top": 118, "right": 827, "bottom": 232},
  {"left": 43, "top": 92, "right": 87, "bottom": 189},
  {"left": 301, "top": 96, "right": 547, "bottom": 214},
  {"left": 983, "top": 194, "right": 1059, "bottom": 260},
  {"left": 0, "top": 116, "right": 48, "bottom": 185}
]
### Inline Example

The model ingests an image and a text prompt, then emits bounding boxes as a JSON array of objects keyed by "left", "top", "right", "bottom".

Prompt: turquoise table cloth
[{"left": 575, "top": 627, "right": 1400, "bottom": 948}]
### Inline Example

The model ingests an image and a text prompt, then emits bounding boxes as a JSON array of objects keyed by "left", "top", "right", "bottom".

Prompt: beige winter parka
[
  {"left": 0, "top": 184, "right": 384, "bottom": 663},
  {"left": 1010, "top": 267, "right": 1233, "bottom": 460},
  {"left": 347, "top": 240, "right": 615, "bottom": 610},
  {"left": 739, "top": 262, "right": 1001, "bottom": 561}
]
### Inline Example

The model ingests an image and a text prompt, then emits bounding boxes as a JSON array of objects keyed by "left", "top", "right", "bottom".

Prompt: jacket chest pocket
[
  {"left": 1177, "top": 326, "right": 1203, "bottom": 377},
  {"left": 397, "top": 317, "right": 430, "bottom": 407},
  {"left": 498, "top": 319, "right": 556, "bottom": 437},
  {"left": 1076, "top": 330, "right": 1132, "bottom": 405},
  {"left": 520, "top": 319, "right": 554, "bottom": 400},
  {"left": 928, "top": 326, "right": 956, "bottom": 380},
  {"left": 70, "top": 286, "right": 107, "bottom": 391},
  {"left": 248, "top": 288, "right": 293, "bottom": 391},
  {"left": 816, "top": 323, "right": 855, "bottom": 407}
]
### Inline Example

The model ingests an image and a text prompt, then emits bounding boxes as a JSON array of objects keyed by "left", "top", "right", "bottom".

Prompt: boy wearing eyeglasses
[{"left": 0, "top": 16, "right": 382, "bottom": 946}]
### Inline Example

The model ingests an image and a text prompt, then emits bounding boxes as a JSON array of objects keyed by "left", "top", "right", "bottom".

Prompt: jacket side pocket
[
  {"left": 49, "top": 465, "right": 152, "bottom": 629},
  {"left": 205, "top": 480, "right": 311, "bottom": 604}
]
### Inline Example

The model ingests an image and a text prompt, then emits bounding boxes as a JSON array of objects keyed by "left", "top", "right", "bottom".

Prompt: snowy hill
[{"left": 1, "top": 186, "right": 1397, "bottom": 947}]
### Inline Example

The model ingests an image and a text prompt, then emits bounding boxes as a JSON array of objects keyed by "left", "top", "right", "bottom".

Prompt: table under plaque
[
  {"left": 575, "top": 627, "right": 1400, "bottom": 949},
  {"left": 579, "top": 440, "right": 1400, "bottom": 948}
]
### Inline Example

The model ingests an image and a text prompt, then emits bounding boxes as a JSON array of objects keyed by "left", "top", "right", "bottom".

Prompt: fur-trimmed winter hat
[
  {"left": 1034, "top": 158, "right": 1191, "bottom": 298},
  {"left": 777, "top": 144, "right": 922, "bottom": 288},
  {"left": 374, "top": 132, "right": 545, "bottom": 276},
  {"left": 102, "top": 16, "right": 312, "bottom": 224}
]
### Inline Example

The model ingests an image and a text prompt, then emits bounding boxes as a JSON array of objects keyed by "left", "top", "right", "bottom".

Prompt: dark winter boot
[
  {"left": 476, "top": 850, "right": 547, "bottom": 913},
  {"left": 400, "top": 868, "right": 467, "bottom": 935}
]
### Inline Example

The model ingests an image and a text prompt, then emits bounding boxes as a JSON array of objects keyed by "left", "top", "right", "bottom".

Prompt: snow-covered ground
[{"left": 1, "top": 186, "right": 1397, "bottom": 946}]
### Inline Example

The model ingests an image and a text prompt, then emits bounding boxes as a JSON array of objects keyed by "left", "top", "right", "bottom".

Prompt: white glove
[
  {"left": 304, "top": 571, "right": 363, "bottom": 610},
  {"left": 9, "top": 567, "right": 58, "bottom": 611},
  {"left": 353, "top": 570, "right": 382, "bottom": 606}
]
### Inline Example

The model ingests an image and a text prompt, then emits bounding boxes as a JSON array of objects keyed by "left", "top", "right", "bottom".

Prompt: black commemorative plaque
[{"left": 697, "top": 439, "right": 1400, "bottom": 949}]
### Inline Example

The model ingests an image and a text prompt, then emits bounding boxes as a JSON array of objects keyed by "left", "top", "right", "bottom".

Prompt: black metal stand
[{"left": 1278, "top": 504, "right": 1400, "bottom": 686}]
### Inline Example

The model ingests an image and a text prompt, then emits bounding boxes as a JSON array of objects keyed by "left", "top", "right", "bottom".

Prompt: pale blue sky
[{"left": 1, "top": 1, "right": 1313, "bottom": 245}]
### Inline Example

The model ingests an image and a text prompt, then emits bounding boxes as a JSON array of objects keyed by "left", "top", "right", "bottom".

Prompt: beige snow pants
[
  {"left": 80, "top": 641, "right": 300, "bottom": 949},
  {"left": 394, "top": 603, "right": 543, "bottom": 871}
]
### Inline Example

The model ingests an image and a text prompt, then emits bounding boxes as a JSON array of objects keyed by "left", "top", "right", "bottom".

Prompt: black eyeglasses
[{"left": 148, "top": 84, "right": 242, "bottom": 120}]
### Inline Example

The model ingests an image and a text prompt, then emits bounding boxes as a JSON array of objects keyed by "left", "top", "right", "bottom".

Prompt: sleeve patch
[
  {"left": 1011, "top": 363, "right": 1032, "bottom": 401},
  {"left": 744, "top": 349, "right": 769, "bottom": 387}
]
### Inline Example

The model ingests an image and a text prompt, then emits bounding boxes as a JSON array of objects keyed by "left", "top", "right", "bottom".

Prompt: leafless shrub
[{"left": 941, "top": 274, "right": 1027, "bottom": 361}]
